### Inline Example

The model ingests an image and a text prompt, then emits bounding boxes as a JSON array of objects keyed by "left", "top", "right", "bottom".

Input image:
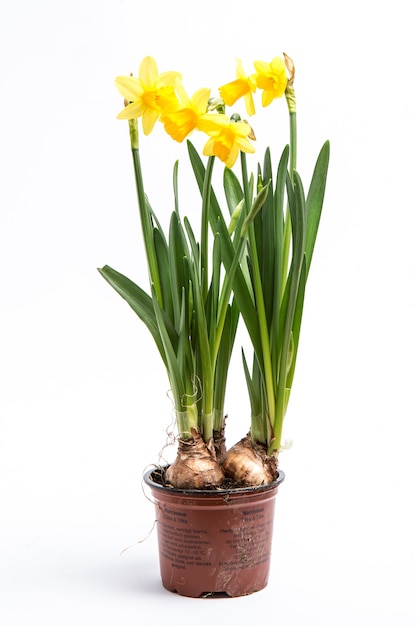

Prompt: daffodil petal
[
  {"left": 202, "top": 137, "right": 215, "bottom": 157},
  {"left": 253, "top": 60, "right": 270, "bottom": 74},
  {"left": 174, "top": 79, "right": 191, "bottom": 107},
  {"left": 244, "top": 92, "right": 256, "bottom": 116},
  {"left": 235, "top": 58, "right": 246, "bottom": 80},
  {"left": 191, "top": 88, "right": 211, "bottom": 114},
  {"left": 219, "top": 79, "right": 249, "bottom": 106},
  {"left": 155, "top": 86, "right": 178, "bottom": 112},
  {"left": 158, "top": 70, "right": 182, "bottom": 88},
  {"left": 225, "top": 145, "right": 239, "bottom": 168},
  {"left": 262, "top": 89, "right": 274, "bottom": 107},
  {"left": 271, "top": 56, "right": 286, "bottom": 74},
  {"left": 235, "top": 136, "right": 256, "bottom": 154},
  {"left": 114, "top": 75, "right": 142, "bottom": 101},
  {"left": 116, "top": 100, "right": 146, "bottom": 120},
  {"left": 198, "top": 114, "right": 229, "bottom": 134},
  {"left": 139, "top": 56, "right": 158, "bottom": 87},
  {"left": 233, "top": 121, "right": 252, "bottom": 136},
  {"left": 163, "top": 109, "right": 197, "bottom": 142},
  {"left": 142, "top": 108, "right": 160, "bottom": 135}
]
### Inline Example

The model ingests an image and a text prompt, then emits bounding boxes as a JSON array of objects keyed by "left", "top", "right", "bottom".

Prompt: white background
[{"left": 1, "top": 0, "right": 416, "bottom": 623}]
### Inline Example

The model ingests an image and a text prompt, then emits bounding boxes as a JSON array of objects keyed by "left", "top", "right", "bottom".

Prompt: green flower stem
[
  {"left": 197, "top": 156, "right": 217, "bottom": 442},
  {"left": 289, "top": 111, "right": 297, "bottom": 177},
  {"left": 200, "top": 156, "right": 215, "bottom": 300},
  {"left": 240, "top": 153, "right": 275, "bottom": 435},
  {"left": 128, "top": 120, "right": 163, "bottom": 306},
  {"left": 182, "top": 221, "right": 214, "bottom": 442},
  {"left": 199, "top": 155, "right": 236, "bottom": 443},
  {"left": 272, "top": 110, "right": 298, "bottom": 452},
  {"left": 281, "top": 111, "right": 297, "bottom": 298}
]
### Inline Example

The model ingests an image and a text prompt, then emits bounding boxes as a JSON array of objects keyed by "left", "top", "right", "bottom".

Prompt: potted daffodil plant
[{"left": 99, "top": 54, "right": 329, "bottom": 597}]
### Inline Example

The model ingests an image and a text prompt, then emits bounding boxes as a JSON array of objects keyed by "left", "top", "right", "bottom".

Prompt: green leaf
[
  {"left": 241, "top": 182, "right": 271, "bottom": 237},
  {"left": 305, "top": 140, "right": 330, "bottom": 276},
  {"left": 131, "top": 150, "right": 163, "bottom": 305},
  {"left": 176, "top": 286, "right": 195, "bottom": 396},
  {"left": 242, "top": 348, "right": 259, "bottom": 418},
  {"left": 183, "top": 216, "right": 213, "bottom": 349},
  {"left": 151, "top": 285, "right": 184, "bottom": 410},
  {"left": 153, "top": 228, "right": 174, "bottom": 321},
  {"left": 213, "top": 302, "right": 239, "bottom": 413},
  {"left": 260, "top": 148, "right": 274, "bottom": 326},
  {"left": 187, "top": 141, "right": 262, "bottom": 364},
  {"left": 183, "top": 217, "right": 213, "bottom": 415},
  {"left": 183, "top": 216, "right": 200, "bottom": 276},
  {"left": 168, "top": 212, "right": 189, "bottom": 331},
  {"left": 223, "top": 168, "right": 244, "bottom": 216},
  {"left": 148, "top": 200, "right": 168, "bottom": 248},
  {"left": 285, "top": 257, "right": 307, "bottom": 392},
  {"left": 206, "top": 232, "right": 222, "bottom": 343},
  {"left": 187, "top": 141, "right": 222, "bottom": 219},
  {"left": 273, "top": 171, "right": 306, "bottom": 445},
  {"left": 98, "top": 265, "right": 167, "bottom": 366},
  {"left": 270, "top": 145, "right": 290, "bottom": 377},
  {"left": 289, "top": 171, "right": 306, "bottom": 270},
  {"left": 173, "top": 160, "right": 179, "bottom": 215}
]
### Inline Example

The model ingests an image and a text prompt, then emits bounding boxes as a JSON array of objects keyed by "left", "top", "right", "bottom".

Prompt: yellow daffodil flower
[
  {"left": 253, "top": 57, "right": 287, "bottom": 107},
  {"left": 161, "top": 82, "right": 211, "bottom": 142},
  {"left": 219, "top": 59, "right": 256, "bottom": 117},
  {"left": 115, "top": 56, "right": 180, "bottom": 135},
  {"left": 199, "top": 114, "right": 255, "bottom": 168}
]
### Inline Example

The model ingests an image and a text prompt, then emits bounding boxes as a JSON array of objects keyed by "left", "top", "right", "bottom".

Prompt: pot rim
[{"left": 143, "top": 466, "right": 285, "bottom": 496}]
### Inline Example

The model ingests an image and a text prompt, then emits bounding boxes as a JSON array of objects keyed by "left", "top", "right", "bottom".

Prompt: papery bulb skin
[
  {"left": 165, "top": 429, "right": 224, "bottom": 489},
  {"left": 222, "top": 435, "right": 278, "bottom": 486}
]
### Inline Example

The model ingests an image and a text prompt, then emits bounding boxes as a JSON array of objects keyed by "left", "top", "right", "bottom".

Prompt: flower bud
[
  {"left": 283, "top": 53, "right": 295, "bottom": 86},
  {"left": 207, "top": 97, "right": 225, "bottom": 114},
  {"left": 283, "top": 53, "right": 296, "bottom": 113},
  {"left": 228, "top": 199, "right": 245, "bottom": 235}
]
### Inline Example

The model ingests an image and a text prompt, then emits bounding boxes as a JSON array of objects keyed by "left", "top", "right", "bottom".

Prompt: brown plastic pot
[{"left": 144, "top": 468, "right": 285, "bottom": 597}]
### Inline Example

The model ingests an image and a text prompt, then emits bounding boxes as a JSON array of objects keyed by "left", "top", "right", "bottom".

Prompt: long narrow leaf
[
  {"left": 213, "top": 301, "right": 238, "bottom": 413},
  {"left": 285, "top": 257, "right": 307, "bottom": 393},
  {"left": 173, "top": 160, "right": 179, "bottom": 215},
  {"left": 98, "top": 265, "right": 166, "bottom": 365},
  {"left": 176, "top": 287, "right": 195, "bottom": 397},
  {"left": 242, "top": 348, "right": 260, "bottom": 419},
  {"left": 151, "top": 286, "right": 184, "bottom": 410},
  {"left": 183, "top": 217, "right": 213, "bottom": 415},
  {"left": 223, "top": 168, "right": 244, "bottom": 217},
  {"left": 168, "top": 212, "right": 190, "bottom": 331},
  {"left": 187, "top": 141, "right": 262, "bottom": 363},
  {"left": 187, "top": 140, "right": 222, "bottom": 219},
  {"left": 207, "top": 232, "right": 222, "bottom": 345},
  {"left": 273, "top": 171, "right": 306, "bottom": 447},
  {"left": 305, "top": 140, "right": 330, "bottom": 275},
  {"left": 153, "top": 228, "right": 174, "bottom": 321},
  {"left": 131, "top": 149, "right": 163, "bottom": 305},
  {"left": 260, "top": 148, "right": 274, "bottom": 326},
  {"left": 270, "top": 145, "right": 290, "bottom": 380}
]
